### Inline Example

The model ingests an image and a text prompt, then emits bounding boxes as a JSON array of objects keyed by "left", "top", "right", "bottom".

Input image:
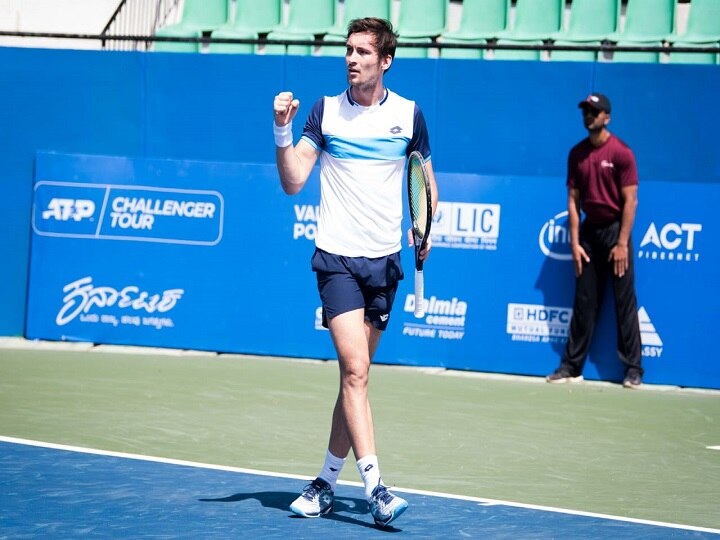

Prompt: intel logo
[{"left": 539, "top": 211, "right": 572, "bottom": 261}]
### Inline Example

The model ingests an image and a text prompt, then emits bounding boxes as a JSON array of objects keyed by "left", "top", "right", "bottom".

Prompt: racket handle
[{"left": 414, "top": 270, "right": 425, "bottom": 318}]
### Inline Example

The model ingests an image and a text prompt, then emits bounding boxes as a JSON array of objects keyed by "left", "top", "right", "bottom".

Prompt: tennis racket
[{"left": 407, "top": 151, "right": 432, "bottom": 318}]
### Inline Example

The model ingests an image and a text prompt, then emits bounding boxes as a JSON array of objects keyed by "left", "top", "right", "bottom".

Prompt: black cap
[{"left": 578, "top": 93, "right": 611, "bottom": 114}]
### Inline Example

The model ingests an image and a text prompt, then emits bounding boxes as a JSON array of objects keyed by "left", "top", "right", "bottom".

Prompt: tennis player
[{"left": 272, "top": 17, "right": 438, "bottom": 528}]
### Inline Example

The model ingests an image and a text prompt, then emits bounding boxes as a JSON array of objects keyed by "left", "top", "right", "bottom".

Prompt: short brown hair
[{"left": 346, "top": 17, "right": 398, "bottom": 63}]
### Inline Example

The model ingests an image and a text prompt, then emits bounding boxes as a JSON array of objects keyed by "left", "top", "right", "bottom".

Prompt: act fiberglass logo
[
  {"left": 431, "top": 201, "right": 501, "bottom": 250},
  {"left": 539, "top": 210, "right": 572, "bottom": 261},
  {"left": 637, "top": 221, "right": 702, "bottom": 263},
  {"left": 33, "top": 181, "right": 224, "bottom": 245}
]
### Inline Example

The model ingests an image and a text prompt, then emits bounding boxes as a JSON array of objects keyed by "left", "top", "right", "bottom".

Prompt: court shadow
[{"left": 199, "top": 491, "right": 403, "bottom": 532}]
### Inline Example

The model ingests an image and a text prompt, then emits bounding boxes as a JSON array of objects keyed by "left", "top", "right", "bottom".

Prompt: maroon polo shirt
[{"left": 567, "top": 134, "right": 638, "bottom": 224}]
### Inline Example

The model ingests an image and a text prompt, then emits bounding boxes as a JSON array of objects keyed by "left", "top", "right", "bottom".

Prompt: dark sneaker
[
  {"left": 369, "top": 483, "right": 408, "bottom": 528},
  {"left": 289, "top": 478, "right": 334, "bottom": 517},
  {"left": 546, "top": 367, "right": 584, "bottom": 384},
  {"left": 623, "top": 372, "right": 642, "bottom": 389}
]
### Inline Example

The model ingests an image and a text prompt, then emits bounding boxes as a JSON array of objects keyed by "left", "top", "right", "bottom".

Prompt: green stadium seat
[
  {"left": 550, "top": 40, "right": 599, "bottom": 62},
  {"left": 611, "top": 41, "right": 663, "bottom": 63},
  {"left": 264, "top": 31, "right": 315, "bottom": 56},
  {"left": 396, "top": 0, "right": 449, "bottom": 39},
  {"left": 320, "top": 0, "right": 391, "bottom": 57},
  {"left": 438, "top": 0, "right": 507, "bottom": 59},
  {"left": 224, "top": 0, "right": 281, "bottom": 34},
  {"left": 665, "top": 0, "right": 720, "bottom": 63},
  {"left": 207, "top": 29, "right": 257, "bottom": 54},
  {"left": 548, "top": 0, "right": 620, "bottom": 62},
  {"left": 492, "top": 39, "right": 543, "bottom": 60},
  {"left": 667, "top": 41, "right": 718, "bottom": 65},
  {"left": 439, "top": 37, "right": 486, "bottom": 59},
  {"left": 264, "top": 0, "right": 335, "bottom": 56},
  {"left": 279, "top": 0, "right": 336, "bottom": 35},
  {"left": 154, "top": 0, "right": 229, "bottom": 52},
  {"left": 441, "top": 0, "right": 509, "bottom": 40},
  {"left": 395, "top": 37, "right": 433, "bottom": 58},
  {"left": 606, "top": 0, "right": 676, "bottom": 43},
  {"left": 495, "top": 0, "right": 563, "bottom": 41},
  {"left": 551, "top": 0, "right": 620, "bottom": 42},
  {"left": 208, "top": 0, "right": 281, "bottom": 54},
  {"left": 668, "top": 0, "right": 720, "bottom": 43}
]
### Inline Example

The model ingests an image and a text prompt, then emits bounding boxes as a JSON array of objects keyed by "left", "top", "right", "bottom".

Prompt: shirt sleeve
[
  {"left": 566, "top": 146, "right": 579, "bottom": 189},
  {"left": 615, "top": 144, "right": 639, "bottom": 187},
  {"left": 300, "top": 97, "right": 326, "bottom": 150},
  {"left": 407, "top": 105, "right": 431, "bottom": 161}
]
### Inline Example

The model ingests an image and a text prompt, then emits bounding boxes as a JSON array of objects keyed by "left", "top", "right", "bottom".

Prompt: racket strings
[{"left": 409, "top": 161, "right": 428, "bottom": 236}]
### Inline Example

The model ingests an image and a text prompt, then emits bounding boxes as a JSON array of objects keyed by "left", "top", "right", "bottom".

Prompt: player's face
[
  {"left": 345, "top": 32, "right": 391, "bottom": 90},
  {"left": 581, "top": 105, "right": 609, "bottom": 131}
]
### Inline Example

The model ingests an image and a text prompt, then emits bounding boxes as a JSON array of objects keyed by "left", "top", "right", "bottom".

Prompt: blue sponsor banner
[{"left": 27, "top": 152, "right": 719, "bottom": 389}]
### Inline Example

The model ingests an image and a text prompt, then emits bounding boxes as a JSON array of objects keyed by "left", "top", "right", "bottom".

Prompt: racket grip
[{"left": 414, "top": 270, "right": 425, "bottom": 318}]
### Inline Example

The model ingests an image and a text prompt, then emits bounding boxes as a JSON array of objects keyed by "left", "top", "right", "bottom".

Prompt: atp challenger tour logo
[
  {"left": 431, "top": 201, "right": 501, "bottom": 250},
  {"left": 539, "top": 210, "right": 572, "bottom": 261},
  {"left": 34, "top": 181, "right": 223, "bottom": 245},
  {"left": 56, "top": 276, "right": 184, "bottom": 330},
  {"left": 402, "top": 294, "right": 467, "bottom": 340}
]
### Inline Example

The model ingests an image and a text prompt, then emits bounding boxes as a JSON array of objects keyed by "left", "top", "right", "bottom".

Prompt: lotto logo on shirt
[
  {"left": 637, "top": 221, "right": 702, "bottom": 263},
  {"left": 431, "top": 201, "right": 501, "bottom": 251}
]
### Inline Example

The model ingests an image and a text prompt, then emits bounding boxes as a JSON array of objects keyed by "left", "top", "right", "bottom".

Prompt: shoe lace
[
  {"left": 374, "top": 486, "right": 394, "bottom": 507},
  {"left": 302, "top": 480, "right": 326, "bottom": 501}
]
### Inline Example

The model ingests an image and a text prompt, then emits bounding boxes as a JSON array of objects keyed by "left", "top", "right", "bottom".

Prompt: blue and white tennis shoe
[
  {"left": 369, "top": 483, "right": 408, "bottom": 528},
  {"left": 289, "top": 478, "right": 334, "bottom": 518}
]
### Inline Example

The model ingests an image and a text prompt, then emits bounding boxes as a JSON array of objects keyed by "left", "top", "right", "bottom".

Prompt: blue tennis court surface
[{"left": 1, "top": 438, "right": 717, "bottom": 539}]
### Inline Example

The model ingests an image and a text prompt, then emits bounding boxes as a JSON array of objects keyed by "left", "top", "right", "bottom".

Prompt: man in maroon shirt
[{"left": 547, "top": 92, "right": 643, "bottom": 389}]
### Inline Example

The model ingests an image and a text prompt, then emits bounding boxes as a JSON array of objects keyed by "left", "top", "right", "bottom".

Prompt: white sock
[
  {"left": 318, "top": 450, "right": 346, "bottom": 492},
  {"left": 356, "top": 454, "right": 382, "bottom": 500}
]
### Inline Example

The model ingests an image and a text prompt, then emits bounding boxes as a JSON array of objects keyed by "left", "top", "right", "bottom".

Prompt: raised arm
[{"left": 273, "top": 91, "right": 319, "bottom": 195}]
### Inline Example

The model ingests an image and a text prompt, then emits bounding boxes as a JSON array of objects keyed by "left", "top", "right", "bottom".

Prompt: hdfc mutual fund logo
[
  {"left": 506, "top": 303, "right": 571, "bottom": 344},
  {"left": 539, "top": 211, "right": 572, "bottom": 261},
  {"left": 638, "top": 221, "right": 702, "bottom": 262}
]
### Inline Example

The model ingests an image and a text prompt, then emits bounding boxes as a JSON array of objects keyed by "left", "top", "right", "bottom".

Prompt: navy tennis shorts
[{"left": 311, "top": 248, "right": 404, "bottom": 331}]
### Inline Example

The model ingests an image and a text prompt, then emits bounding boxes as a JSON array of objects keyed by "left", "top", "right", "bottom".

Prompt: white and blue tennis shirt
[{"left": 301, "top": 88, "right": 431, "bottom": 258}]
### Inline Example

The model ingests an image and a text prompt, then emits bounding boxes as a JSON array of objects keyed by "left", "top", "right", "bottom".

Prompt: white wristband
[{"left": 274, "top": 122, "right": 293, "bottom": 147}]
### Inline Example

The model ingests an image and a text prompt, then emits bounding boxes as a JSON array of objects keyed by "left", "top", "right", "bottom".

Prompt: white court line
[
  {"left": 2, "top": 435, "right": 719, "bottom": 536},
  {"left": 708, "top": 446, "right": 720, "bottom": 451}
]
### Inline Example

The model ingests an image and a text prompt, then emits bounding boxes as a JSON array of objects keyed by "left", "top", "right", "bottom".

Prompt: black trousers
[{"left": 562, "top": 220, "right": 643, "bottom": 376}]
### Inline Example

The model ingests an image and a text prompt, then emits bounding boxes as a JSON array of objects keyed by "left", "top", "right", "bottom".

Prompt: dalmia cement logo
[
  {"left": 539, "top": 210, "right": 572, "bottom": 261},
  {"left": 639, "top": 306, "right": 663, "bottom": 358},
  {"left": 402, "top": 294, "right": 467, "bottom": 341},
  {"left": 637, "top": 221, "right": 702, "bottom": 263}
]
